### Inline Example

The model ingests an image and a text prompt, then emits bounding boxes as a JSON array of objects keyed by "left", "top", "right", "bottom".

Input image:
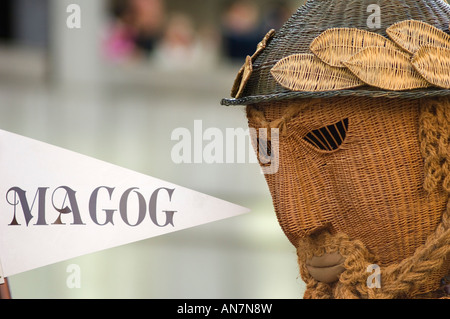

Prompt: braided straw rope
[
  {"left": 419, "top": 97, "right": 450, "bottom": 194},
  {"left": 299, "top": 202, "right": 450, "bottom": 299},
  {"left": 298, "top": 200, "right": 450, "bottom": 299}
]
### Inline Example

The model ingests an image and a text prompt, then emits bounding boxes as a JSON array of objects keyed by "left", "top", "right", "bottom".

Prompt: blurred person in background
[
  {"left": 104, "top": 0, "right": 166, "bottom": 62},
  {"left": 262, "top": 0, "right": 295, "bottom": 31},
  {"left": 221, "top": 0, "right": 264, "bottom": 62},
  {"left": 130, "top": 0, "right": 165, "bottom": 54},
  {"left": 153, "top": 12, "right": 204, "bottom": 70}
]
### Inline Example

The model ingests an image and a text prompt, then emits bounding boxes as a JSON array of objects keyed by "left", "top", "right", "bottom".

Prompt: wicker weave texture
[
  {"left": 231, "top": 56, "right": 253, "bottom": 98},
  {"left": 344, "top": 46, "right": 430, "bottom": 91},
  {"left": 235, "top": 0, "right": 450, "bottom": 299},
  {"left": 387, "top": 19, "right": 450, "bottom": 54},
  {"left": 222, "top": 0, "right": 450, "bottom": 105},
  {"left": 247, "top": 96, "right": 450, "bottom": 297},
  {"left": 413, "top": 46, "right": 450, "bottom": 89},
  {"left": 270, "top": 54, "right": 364, "bottom": 91},
  {"left": 310, "top": 28, "right": 405, "bottom": 67}
]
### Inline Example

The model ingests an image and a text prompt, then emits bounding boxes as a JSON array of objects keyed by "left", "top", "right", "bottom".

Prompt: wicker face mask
[
  {"left": 247, "top": 96, "right": 450, "bottom": 298},
  {"left": 222, "top": 0, "right": 450, "bottom": 298}
]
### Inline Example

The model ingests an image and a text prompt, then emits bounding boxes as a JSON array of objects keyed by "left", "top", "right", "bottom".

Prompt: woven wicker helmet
[{"left": 223, "top": 0, "right": 450, "bottom": 298}]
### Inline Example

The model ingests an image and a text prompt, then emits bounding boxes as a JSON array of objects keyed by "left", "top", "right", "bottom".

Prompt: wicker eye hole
[{"left": 303, "top": 118, "right": 349, "bottom": 151}]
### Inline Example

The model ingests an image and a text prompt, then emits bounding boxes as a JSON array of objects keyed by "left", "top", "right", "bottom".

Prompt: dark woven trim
[{"left": 221, "top": 89, "right": 450, "bottom": 106}]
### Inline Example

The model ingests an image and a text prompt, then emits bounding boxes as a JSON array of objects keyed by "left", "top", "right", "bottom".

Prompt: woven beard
[
  {"left": 247, "top": 97, "right": 450, "bottom": 298},
  {"left": 297, "top": 212, "right": 450, "bottom": 299}
]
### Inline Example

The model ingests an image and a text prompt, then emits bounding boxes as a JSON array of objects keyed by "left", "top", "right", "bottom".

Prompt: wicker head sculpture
[{"left": 222, "top": 0, "right": 450, "bottom": 299}]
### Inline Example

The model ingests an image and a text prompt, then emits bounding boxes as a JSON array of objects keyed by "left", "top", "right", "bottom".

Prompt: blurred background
[{"left": 0, "top": 0, "right": 307, "bottom": 298}]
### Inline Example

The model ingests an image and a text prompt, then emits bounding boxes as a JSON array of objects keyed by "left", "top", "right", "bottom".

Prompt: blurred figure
[
  {"left": 262, "top": 0, "right": 295, "bottom": 30},
  {"left": 130, "top": 0, "right": 165, "bottom": 54},
  {"left": 154, "top": 13, "right": 205, "bottom": 70},
  {"left": 196, "top": 23, "right": 222, "bottom": 68},
  {"left": 103, "top": 10, "right": 136, "bottom": 62},
  {"left": 104, "top": 0, "right": 165, "bottom": 62},
  {"left": 221, "top": 0, "right": 263, "bottom": 62}
]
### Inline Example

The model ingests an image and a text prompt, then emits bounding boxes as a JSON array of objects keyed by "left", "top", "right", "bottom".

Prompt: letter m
[{"left": 6, "top": 187, "right": 48, "bottom": 226}]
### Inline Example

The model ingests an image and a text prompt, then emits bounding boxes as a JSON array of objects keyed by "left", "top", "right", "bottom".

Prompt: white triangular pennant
[{"left": 0, "top": 129, "right": 249, "bottom": 277}]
